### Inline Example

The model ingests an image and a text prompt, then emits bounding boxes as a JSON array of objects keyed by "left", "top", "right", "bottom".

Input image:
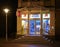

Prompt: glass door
[
  {"left": 35, "top": 20, "right": 41, "bottom": 35},
  {"left": 29, "top": 20, "right": 35, "bottom": 35},
  {"left": 29, "top": 14, "right": 41, "bottom": 36},
  {"left": 29, "top": 20, "right": 41, "bottom": 36}
]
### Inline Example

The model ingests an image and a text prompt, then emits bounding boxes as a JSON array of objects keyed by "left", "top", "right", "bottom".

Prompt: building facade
[{"left": 16, "top": 0, "right": 55, "bottom": 36}]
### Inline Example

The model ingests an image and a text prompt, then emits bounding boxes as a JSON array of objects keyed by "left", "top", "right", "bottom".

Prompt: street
[
  {"left": 0, "top": 36, "right": 55, "bottom": 47},
  {"left": 0, "top": 43, "right": 53, "bottom": 47}
]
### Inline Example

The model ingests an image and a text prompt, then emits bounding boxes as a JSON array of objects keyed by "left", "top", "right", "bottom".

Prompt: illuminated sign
[
  {"left": 43, "top": 13, "right": 50, "bottom": 18},
  {"left": 30, "top": 14, "right": 41, "bottom": 18},
  {"left": 22, "top": 14, "right": 28, "bottom": 19}
]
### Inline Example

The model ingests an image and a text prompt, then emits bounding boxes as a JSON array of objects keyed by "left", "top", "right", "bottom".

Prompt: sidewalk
[
  {"left": 10, "top": 36, "right": 54, "bottom": 45},
  {"left": 0, "top": 36, "right": 56, "bottom": 47}
]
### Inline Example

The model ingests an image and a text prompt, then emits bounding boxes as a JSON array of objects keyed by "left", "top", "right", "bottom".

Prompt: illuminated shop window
[
  {"left": 43, "top": 19, "right": 50, "bottom": 35},
  {"left": 22, "top": 20, "right": 28, "bottom": 35},
  {"left": 22, "top": 20, "right": 28, "bottom": 27},
  {"left": 21, "top": 14, "right": 28, "bottom": 19},
  {"left": 43, "top": 13, "right": 50, "bottom": 18},
  {"left": 42, "top": 13, "right": 50, "bottom": 35},
  {"left": 30, "top": 14, "right": 41, "bottom": 18}
]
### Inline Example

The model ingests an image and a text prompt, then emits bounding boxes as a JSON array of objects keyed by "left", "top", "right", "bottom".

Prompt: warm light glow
[
  {"left": 4, "top": 8, "right": 9, "bottom": 13},
  {"left": 22, "top": 14, "right": 28, "bottom": 19}
]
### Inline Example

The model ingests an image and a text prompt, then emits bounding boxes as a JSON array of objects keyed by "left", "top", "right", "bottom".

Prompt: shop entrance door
[{"left": 29, "top": 20, "right": 40, "bottom": 36}]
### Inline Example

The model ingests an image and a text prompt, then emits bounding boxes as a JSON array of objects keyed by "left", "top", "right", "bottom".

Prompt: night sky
[{"left": 0, "top": 0, "right": 18, "bottom": 38}]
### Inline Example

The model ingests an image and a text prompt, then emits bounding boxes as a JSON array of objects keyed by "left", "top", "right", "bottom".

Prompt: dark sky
[
  {"left": 0, "top": 0, "right": 18, "bottom": 38},
  {"left": 0, "top": 0, "right": 18, "bottom": 12}
]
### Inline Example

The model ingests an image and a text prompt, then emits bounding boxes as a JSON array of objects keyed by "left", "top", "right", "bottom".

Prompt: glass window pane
[
  {"left": 36, "top": 20, "right": 41, "bottom": 34},
  {"left": 42, "top": 19, "right": 50, "bottom": 35},
  {"left": 22, "top": 20, "right": 28, "bottom": 35},
  {"left": 29, "top": 20, "right": 35, "bottom": 34}
]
